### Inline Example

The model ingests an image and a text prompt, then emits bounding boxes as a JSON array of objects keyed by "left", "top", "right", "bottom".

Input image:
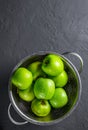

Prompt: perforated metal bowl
[{"left": 8, "top": 51, "right": 83, "bottom": 126}]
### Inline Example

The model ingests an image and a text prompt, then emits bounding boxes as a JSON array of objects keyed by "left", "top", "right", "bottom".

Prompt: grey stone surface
[{"left": 0, "top": 0, "right": 88, "bottom": 130}]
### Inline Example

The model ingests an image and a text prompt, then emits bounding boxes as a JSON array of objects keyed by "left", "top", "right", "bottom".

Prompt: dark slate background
[{"left": 0, "top": 0, "right": 88, "bottom": 130}]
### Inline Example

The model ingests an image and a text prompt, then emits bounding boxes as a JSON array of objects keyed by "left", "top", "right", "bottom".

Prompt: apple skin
[
  {"left": 31, "top": 99, "right": 51, "bottom": 117},
  {"left": 34, "top": 78, "right": 55, "bottom": 100},
  {"left": 49, "top": 88, "right": 68, "bottom": 108},
  {"left": 11, "top": 67, "right": 33, "bottom": 90},
  {"left": 42, "top": 54, "right": 64, "bottom": 76},
  {"left": 52, "top": 70, "right": 68, "bottom": 87},
  {"left": 18, "top": 87, "right": 35, "bottom": 102},
  {"left": 28, "top": 61, "right": 45, "bottom": 80}
]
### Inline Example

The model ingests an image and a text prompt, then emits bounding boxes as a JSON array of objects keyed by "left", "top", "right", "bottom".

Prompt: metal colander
[{"left": 8, "top": 51, "right": 83, "bottom": 126}]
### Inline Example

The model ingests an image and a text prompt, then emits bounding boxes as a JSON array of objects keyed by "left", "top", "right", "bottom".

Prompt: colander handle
[
  {"left": 62, "top": 52, "right": 83, "bottom": 74},
  {"left": 8, "top": 103, "right": 28, "bottom": 125}
]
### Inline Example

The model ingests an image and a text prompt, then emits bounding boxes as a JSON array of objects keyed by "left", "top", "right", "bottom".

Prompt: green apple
[
  {"left": 49, "top": 88, "right": 68, "bottom": 108},
  {"left": 18, "top": 87, "right": 35, "bottom": 102},
  {"left": 52, "top": 70, "right": 68, "bottom": 87},
  {"left": 37, "top": 114, "right": 52, "bottom": 121},
  {"left": 42, "top": 54, "right": 64, "bottom": 76},
  {"left": 27, "top": 61, "right": 45, "bottom": 80},
  {"left": 31, "top": 99, "right": 51, "bottom": 117},
  {"left": 34, "top": 78, "right": 55, "bottom": 99},
  {"left": 11, "top": 67, "right": 33, "bottom": 90}
]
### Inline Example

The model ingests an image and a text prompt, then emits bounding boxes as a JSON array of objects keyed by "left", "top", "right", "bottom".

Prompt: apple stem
[
  {"left": 41, "top": 100, "right": 46, "bottom": 105},
  {"left": 44, "top": 60, "right": 49, "bottom": 66}
]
